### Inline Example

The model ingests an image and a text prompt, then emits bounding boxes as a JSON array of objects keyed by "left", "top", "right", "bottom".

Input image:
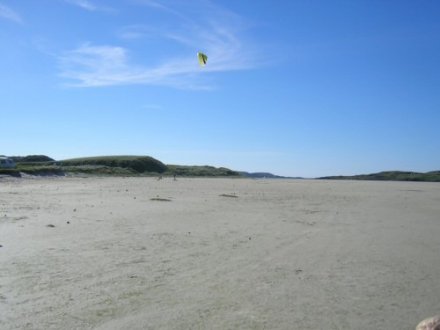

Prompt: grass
[
  {"left": 1, "top": 165, "right": 64, "bottom": 177},
  {"left": 319, "top": 171, "right": 440, "bottom": 182},
  {"left": 60, "top": 155, "right": 167, "bottom": 174},
  {"left": 61, "top": 165, "right": 137, "bottom": 176},
  {"left": 16, "top": 165, "right": 65, "bottom": 176},
  {"left": 166, "top": 165, "right": 240, "bottom": 177},
  {"left": 2, "top": 154, "right": 242, "bottom": 178},
  {"left": 0, "top": 169, "right": 21, "bottom": 177}
]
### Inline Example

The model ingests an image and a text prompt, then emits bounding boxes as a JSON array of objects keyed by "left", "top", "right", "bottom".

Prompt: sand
[{"left": 0, "top": 177, "right": 439, "bottom": 329}]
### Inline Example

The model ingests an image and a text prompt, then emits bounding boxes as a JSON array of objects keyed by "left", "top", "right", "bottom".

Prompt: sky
[{"left": 1, "top": 0, "right": 439, "bottom": 177}]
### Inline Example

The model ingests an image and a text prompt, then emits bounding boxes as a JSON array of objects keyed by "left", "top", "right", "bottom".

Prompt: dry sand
[{"left": 0, "top": 177, "right": 439, "bottom": 329}]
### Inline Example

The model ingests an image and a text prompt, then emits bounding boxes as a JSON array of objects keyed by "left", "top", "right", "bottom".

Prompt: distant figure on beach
[
  {"left": 173, "top": 174, "right": 177, "bottom": 181},
  {"left": 416, "top": 316, "right": 440, "bottom": 330},
  {"left": 157, "top": 175, "right": 163, "bottom": 181}
]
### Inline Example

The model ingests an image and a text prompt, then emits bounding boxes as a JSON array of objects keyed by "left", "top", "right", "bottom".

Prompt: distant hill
[
  {"left": 60, "top": 156, "right": 167, "bottom": 174},
  {"left": 7, "top": 155, "right": 437, "bottom": 182},
  {"left": 11, "top": 155, "right": 55, "bottom": 163},
  {"left": 1, "top": 155, "right": 241, "bottom": 177},
  {"left": 319, "top": 171, "right": 440, "bottom": 182},
  {"left": 239, "top": 172, "right": 302, "bottom": 179},
  {"left": 1, "top": 155, "right": 59, "bottom": 177},
  {"left": 166, "top": 165, "right": 240, "bottom": 177}
]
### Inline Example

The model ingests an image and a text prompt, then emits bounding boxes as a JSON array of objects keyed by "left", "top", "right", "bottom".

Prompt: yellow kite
[{"left": 197, "top": 52, "right": 208, "bottom": 66}]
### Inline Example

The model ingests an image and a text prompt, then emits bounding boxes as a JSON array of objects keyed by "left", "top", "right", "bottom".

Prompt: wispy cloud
[
  {"left": 59, "top": 43, "right": 212, "bottom": 89},
  {"left": 64, "top": 0, "right": 96, "bottom": 10},
  {"left": 59, "top": 0, "right": 267, "bottom": 89},
  {"left": 133, "top": 0, "right": 167, "bottom": 10},
  {"left": 63, "top": 0, "right": 114, "bottom": 13},
  {"left": 117, "top": 25, "right": 158, "bottom": 40},
  {"left": 0, "top": 3, "right": 23, "bottom": 23},
  {"left": 59, "top": 44, "right": 140, "bottom": 87}
]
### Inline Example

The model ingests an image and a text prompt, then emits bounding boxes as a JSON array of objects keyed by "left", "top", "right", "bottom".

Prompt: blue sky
[{"left": 1, "top": 0, "right": 439, "bottom": 177}]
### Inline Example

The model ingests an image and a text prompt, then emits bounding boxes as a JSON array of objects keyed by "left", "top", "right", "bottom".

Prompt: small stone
[{"left": 47, "top": 224, "right": 55, "bottom": 228}]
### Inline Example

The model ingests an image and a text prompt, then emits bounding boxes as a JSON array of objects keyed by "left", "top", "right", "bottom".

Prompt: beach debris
[
  {"left": 150, "top": 197, "right": 172, "bottom": 202},
  {"left": 295, "top": 269, "right": 303, "bottom": 274},
  {"left": 416, "top": 316, "right": 440, "bottom": 330},
  {"left": 197, "top": 52, "right": 208, "bottom": 66},
  {"left": 0, "top": 244, "right": 3, "bottom": 248},
  {"left": 46, "top": 224, "right": 55, "bottom": 228},
  {"left": 73, "top": 208, "right": 77, "bottom": 212},
  {"left": 67, "top": 221, "right": 70, "bottom": 224},
  {"left": 219, "top": 193, "right": 238, "bottom": 198}
]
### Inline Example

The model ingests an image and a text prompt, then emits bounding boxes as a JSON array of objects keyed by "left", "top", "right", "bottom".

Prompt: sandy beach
[{"left": 0, "top": 177, "right": 439, "bottom": 329}]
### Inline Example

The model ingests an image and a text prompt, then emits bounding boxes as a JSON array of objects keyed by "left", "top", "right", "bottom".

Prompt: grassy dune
[
  {"left": 165, "top": 165, "right": 240, "bottom": 177},
  {"left": 60, "top": 156, "right": 167, "bottom": 174},
  {"left": 1, "top": 155, "right": 239, "bottom": 177},
  {"left": 319, "top": 171, "right": 440, "bottom": 182}
]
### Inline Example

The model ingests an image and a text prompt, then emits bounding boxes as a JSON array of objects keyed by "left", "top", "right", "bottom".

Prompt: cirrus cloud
[
  {"left": 58, "top": 0, "right": 267, "bottom": 89},
  {"left": 63, "top": 0, "right": 115, "bottom": 13},
  {"left": 0, "top": 3, "right": 22, "bottom": 23}
]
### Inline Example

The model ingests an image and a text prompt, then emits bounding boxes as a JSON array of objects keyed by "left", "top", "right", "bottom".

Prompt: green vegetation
[
  {"left": 1, "top": 165, "right": 63, "bottom": 177},
  {"left": 166, "top": 165, "right": 240, "bottom": 177},
  {"left": 17, "top": 165, "right": 64, "bottom": 176},
  {"left": 60, "top": 156, "right": 167, "bottom": 174},
  {"left": 2, "top": 154, "right": 439, "bottom": 181},
  {"left": 0, "top": 168, "right": 21, "bottom": 177},
  {"left": 60, "top": 165, "right": 136, "bottom": 176},
  {"left": 319, "top": 171, "right": 440, "bottom": 182},
  {"left": 1, "top": 155, "right": 240, "bottom": 177},
  {"left": 11, "top": 155, "right": 55, "bottom": 163}
]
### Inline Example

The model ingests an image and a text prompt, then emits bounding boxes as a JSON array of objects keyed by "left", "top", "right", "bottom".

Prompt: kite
[{"left": 197, "top": 52, "right": 208, "bottom": 66}]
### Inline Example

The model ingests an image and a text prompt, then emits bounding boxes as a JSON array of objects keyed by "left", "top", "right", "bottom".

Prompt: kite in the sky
[{"left": 197, "top": 52, "right": 208, "bottom": 66}]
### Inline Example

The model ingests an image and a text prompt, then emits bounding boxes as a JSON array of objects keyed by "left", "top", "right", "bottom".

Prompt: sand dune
[{"left": 1, "top": 177, "right": 439, "bottom": 329}]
